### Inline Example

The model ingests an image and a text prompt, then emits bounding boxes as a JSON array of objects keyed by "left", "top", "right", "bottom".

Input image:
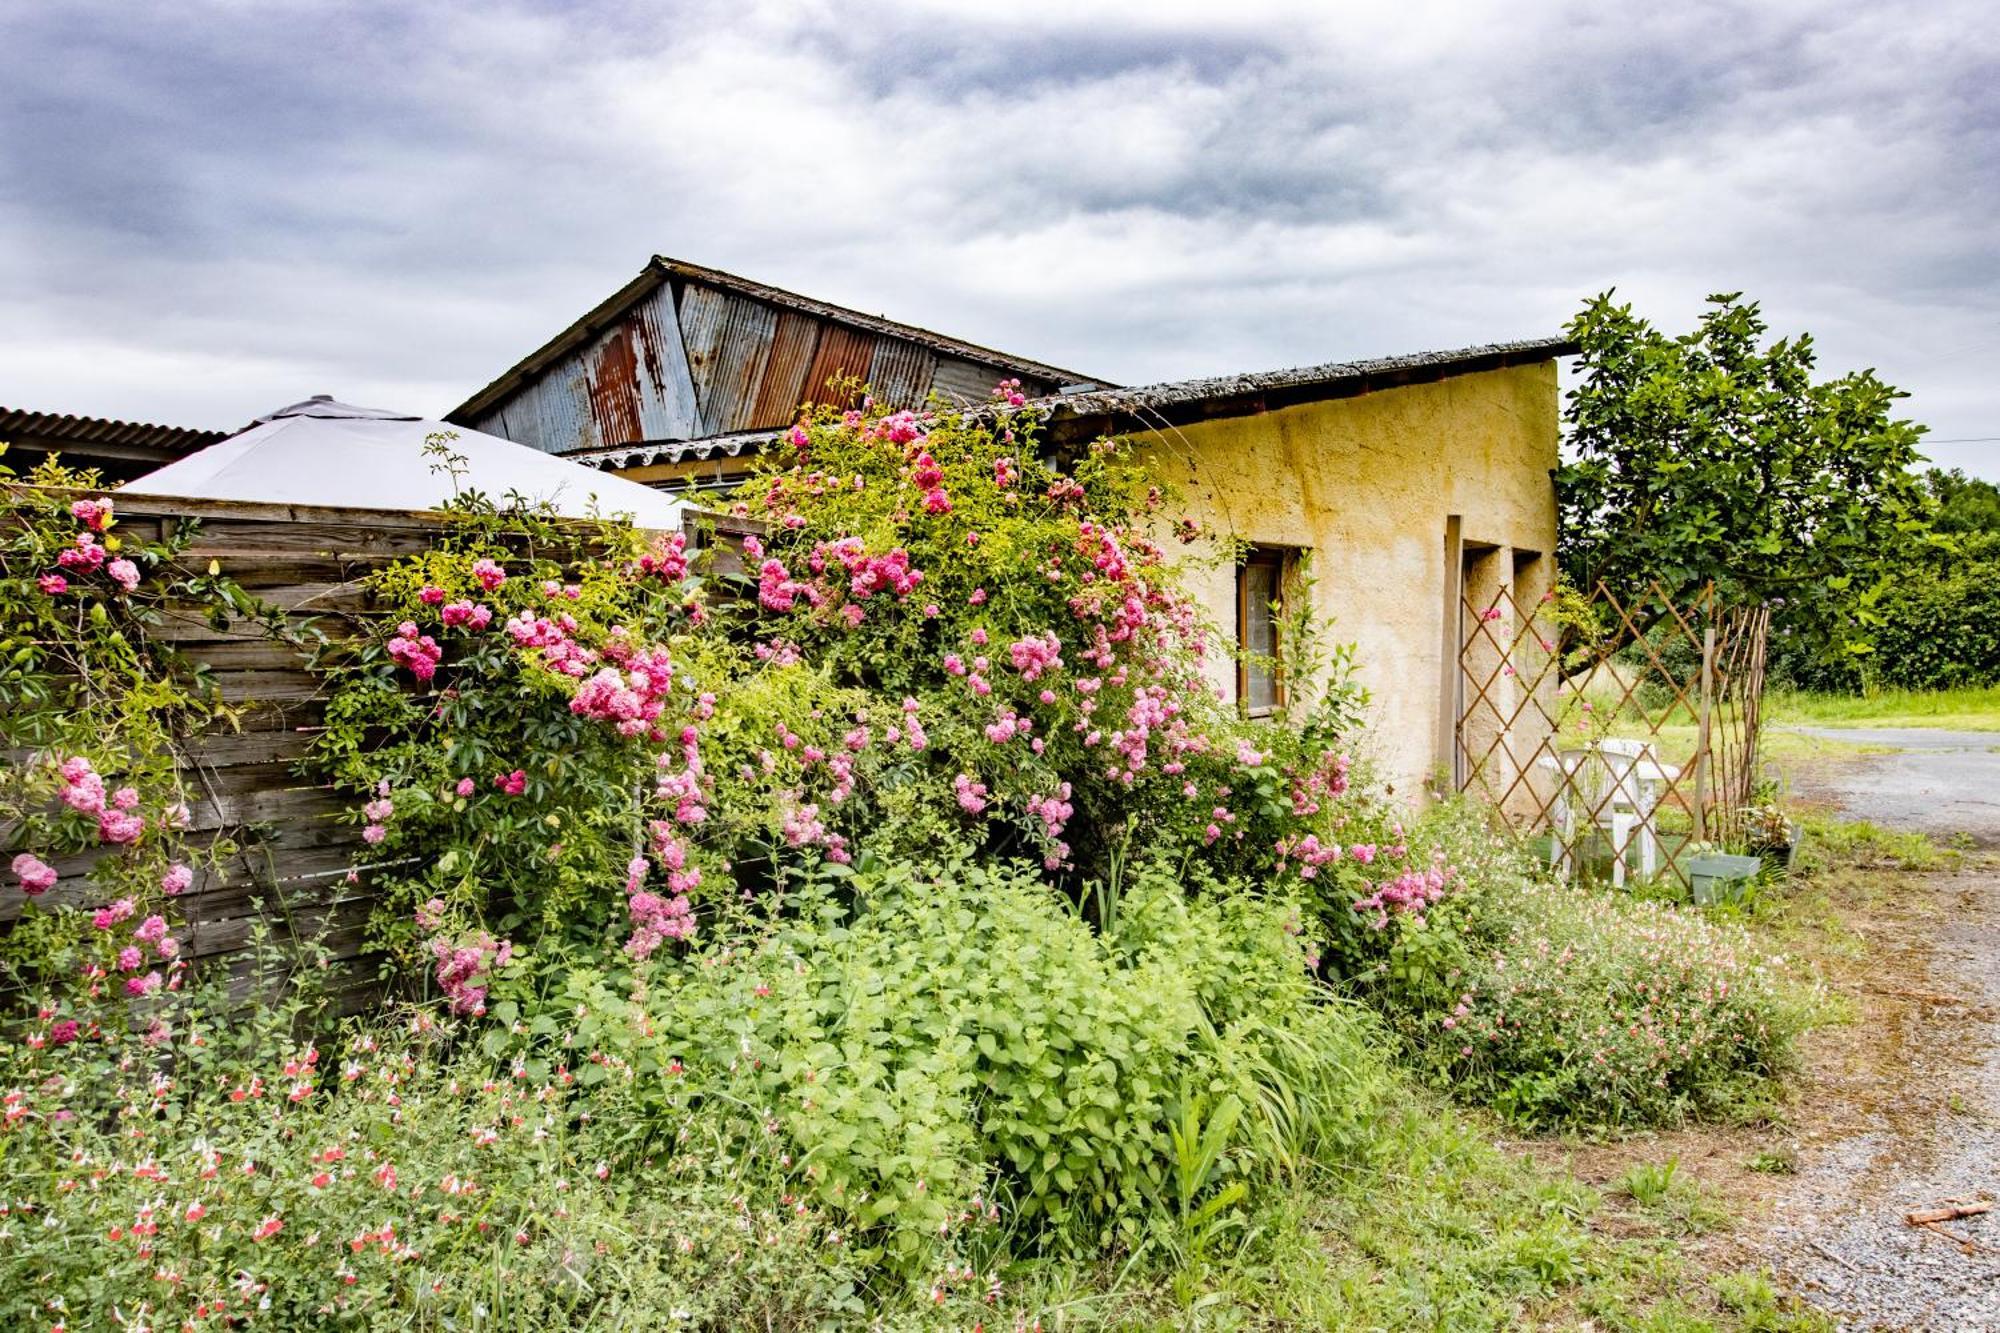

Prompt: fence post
[{"left": 1694, "top": 622, "right": 1717, "bottom": 843}]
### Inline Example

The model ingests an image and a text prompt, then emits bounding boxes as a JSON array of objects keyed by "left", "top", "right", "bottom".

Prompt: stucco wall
[{"left": 1135, "top": 361, "right": 1559, "bottom": 801}]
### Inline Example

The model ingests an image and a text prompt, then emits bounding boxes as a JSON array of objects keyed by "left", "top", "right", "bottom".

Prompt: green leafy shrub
[{"left": 557, "top": 856, "right": 1390, "bottom": 1266}]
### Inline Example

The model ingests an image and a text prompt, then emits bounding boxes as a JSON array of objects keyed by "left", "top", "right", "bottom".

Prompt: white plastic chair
[{"left": 1547, "top": 739, "right": 1661, "bottom": 886}]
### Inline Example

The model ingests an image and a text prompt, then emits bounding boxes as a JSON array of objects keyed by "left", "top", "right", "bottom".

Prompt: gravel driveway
[
  {"left": 1763, "top": 727, "right": 2000, "bottom": 1329},
  {"left": 1785, "top": 727, "right": 2000, "bottom": 845}
]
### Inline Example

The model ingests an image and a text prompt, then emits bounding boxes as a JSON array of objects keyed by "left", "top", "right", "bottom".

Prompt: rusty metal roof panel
[
  {"left": 677, "top": 283, "right": 778, "bottom": 435},
  {"left": 750, "top": 311, "right": 822, "bottom": 426},
  {"left": 468, "top": 284, "right": 701, "bottom": 452},
  {"left": 447, "top": 256, "right": 1111, "bottom": 438},
  {"left": 653, "top": 258, "right": 1103, "bottom": 388},
  {"left": 801, "top": 325, "right": 876, "bottom": 410},
  {"left": 868, "top": 339, "right": 939, "bottom": 413}
]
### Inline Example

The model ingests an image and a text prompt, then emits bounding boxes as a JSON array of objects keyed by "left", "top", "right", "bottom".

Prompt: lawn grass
[
  {"left": 1766, "top": 684, "right": 2000, "bottom": 732},
  {"left": 1008, "top": 1097, "right": 1832, "bottom": 1330}
]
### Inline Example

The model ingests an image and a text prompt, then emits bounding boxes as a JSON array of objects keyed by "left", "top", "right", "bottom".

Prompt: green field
[{"left": 1765, "top": 685, "right": 2000, "bottom": 731}]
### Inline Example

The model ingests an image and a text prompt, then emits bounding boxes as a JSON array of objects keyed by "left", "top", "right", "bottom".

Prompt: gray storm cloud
[{"left": 2, "top": 0, "right": 1995, "bottom": 472}]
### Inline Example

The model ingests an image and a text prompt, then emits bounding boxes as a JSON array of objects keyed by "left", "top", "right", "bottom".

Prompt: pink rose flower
[
  {"left": 97, "top": 809, "right": 144, "bottom": 844},
  {"left": 36, "top": 573, "right": 67, "bottom": 595},
  {"left": 11, "top": 853, "right": 57, "bottom": 895},
  {"left": 107, "top": 558, "right": 140, "bottom": 592},
  {"left": 70, "top": 497, "right": 113, "bottom": 530}
]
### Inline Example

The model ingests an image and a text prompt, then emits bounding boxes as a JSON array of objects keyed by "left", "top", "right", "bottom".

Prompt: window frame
[{"left": 1235, "top": 544, "right": 1295, "bottom": 718}]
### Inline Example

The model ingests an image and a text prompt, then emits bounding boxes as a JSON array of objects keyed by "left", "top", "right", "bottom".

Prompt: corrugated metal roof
[
  {"left": 1, "top": 406, "right": 229, "bottom": 455},
  {"left": 560, "top": 337, "right": 1575, "bottom": 471},
  {"left": 448, "top": 256, "right": 1110, "bottom": 452}
]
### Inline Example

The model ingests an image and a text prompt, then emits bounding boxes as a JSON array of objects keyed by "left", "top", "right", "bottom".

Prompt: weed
[{"left": 1620, "top": 1157, "right": 1682, "bottom": 1206}]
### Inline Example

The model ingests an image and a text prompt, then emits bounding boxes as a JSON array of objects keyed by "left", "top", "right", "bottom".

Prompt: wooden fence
[{"left": 4, "top": 490, "right": 744, "bottom": 1011}]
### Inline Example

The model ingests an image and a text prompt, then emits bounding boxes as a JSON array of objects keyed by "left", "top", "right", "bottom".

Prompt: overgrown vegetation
[{"left": 1, "top": 413, "right": 1823, "bottom": 1327}]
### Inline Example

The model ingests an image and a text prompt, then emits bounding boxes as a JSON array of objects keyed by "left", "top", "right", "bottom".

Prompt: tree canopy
[{"left": 1556, "top": 292, "right": 1935, "bottom": 660}]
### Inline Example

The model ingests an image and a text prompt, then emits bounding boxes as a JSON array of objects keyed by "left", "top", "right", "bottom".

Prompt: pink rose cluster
[
  {"left": 632, "top": 531, "right": 690, "bottom": 583},
  {"left": 1274, "top": 832, "right": 1343, "bottom": 881},
  {"left": 570, "top": 640, "right": 677, "bottom": 739},
  {"left": 820, "top": 538, "right": 922, "bottom": 601},
  {"left": 1288, "top": 751, "right": 1352, "bottom": 818},
  {"left": 440, "top": 600, "right": 493, "bottom": 630},
  {"left": 505, "top": 610, "right": 598, "bottom": 677},
  {"left": 622, "top": 825, "right": 699, "bottom": 959},
  {"left": 953, "top": 772, "right": 989, "bottom": 815},
  {"left": 909, "top": 449, "right": 952, "bottom": 516},
  {"left": 11, "top": 852, "right": 57, "bottom": 896},
  {"left": 429, "top": 927, "right": 512, "bottom": 1016},
  {"left": 387, "top": 622, "right": 443, "bottom": 682},
  {"left": 1351, "top": 853, "right": 1457, "bottom": 931},
  {"left": 1024, "top": 784, "right": 1074, "bottom": 869},
  {"left": 50, "top": 514, "right": 138, "bottom": 589},
  {"left": 756, "top": 557, "right": 809, "bottom": 613},
  {"left": 70, "top": 497, "right": 114, "bottom": 531},
  {"left": 1007, "top": 631, "right": 1064, "bottom": 682},
  {"left": 89, "top": 895, "right": 180, "bottom": 992},
  {"left": 55, "top": 532, "right": 105, "bottom": 572},
  {"left": 361, "top": 792, "right": 395, "bottom": 846},
  {"left": 56, "top": 756, "right": 146, "bottom": 844}
]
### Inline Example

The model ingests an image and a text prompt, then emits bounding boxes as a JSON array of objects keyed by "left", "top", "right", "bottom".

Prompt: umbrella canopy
[{"left": 122, "top": 396, "right": 687, "bottom": 530}]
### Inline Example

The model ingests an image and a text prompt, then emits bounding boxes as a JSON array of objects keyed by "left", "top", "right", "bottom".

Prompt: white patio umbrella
[{"left": 123, "top": 396, "right": 686, "bottom": 530}]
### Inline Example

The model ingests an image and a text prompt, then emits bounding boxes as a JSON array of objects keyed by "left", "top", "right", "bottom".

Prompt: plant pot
[{"left": 1749, "top": 824, "right": 1802, "bottom": 871}]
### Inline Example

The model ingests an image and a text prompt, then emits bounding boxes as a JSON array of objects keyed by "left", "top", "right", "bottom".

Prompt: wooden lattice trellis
[{"left": 1455, "top": 581, "right": 1770, "bottom": 891}]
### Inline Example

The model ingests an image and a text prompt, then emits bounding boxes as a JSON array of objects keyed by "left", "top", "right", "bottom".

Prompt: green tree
[
  {"left": 1920, "top": 466, "right": 2000, "bottom": 536},
  {"left": 1557, "top": 292, "right": 1934, "bottom": 662}
]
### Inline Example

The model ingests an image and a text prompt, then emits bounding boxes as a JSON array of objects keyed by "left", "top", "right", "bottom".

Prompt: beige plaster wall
[{"left": 1135, "top": 362, "right": 1559, "bottom": 802}]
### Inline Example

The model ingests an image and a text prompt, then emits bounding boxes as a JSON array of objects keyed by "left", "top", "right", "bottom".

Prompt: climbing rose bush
[
  {"left": 316, "top": 396, "right": 1457, "bottom": 996},
  {"left": 0, "top": 460, "right": 262, "bottom": 1025}
]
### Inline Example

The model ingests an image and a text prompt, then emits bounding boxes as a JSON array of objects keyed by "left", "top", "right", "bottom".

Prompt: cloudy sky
[{"left": 4, "top": 0, "right": 1997, "bottom": 474}]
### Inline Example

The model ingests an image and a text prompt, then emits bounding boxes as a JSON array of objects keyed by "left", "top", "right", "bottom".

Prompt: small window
[{"left": 1236, "top": 546, "right": 1294, "bottom": 717}]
